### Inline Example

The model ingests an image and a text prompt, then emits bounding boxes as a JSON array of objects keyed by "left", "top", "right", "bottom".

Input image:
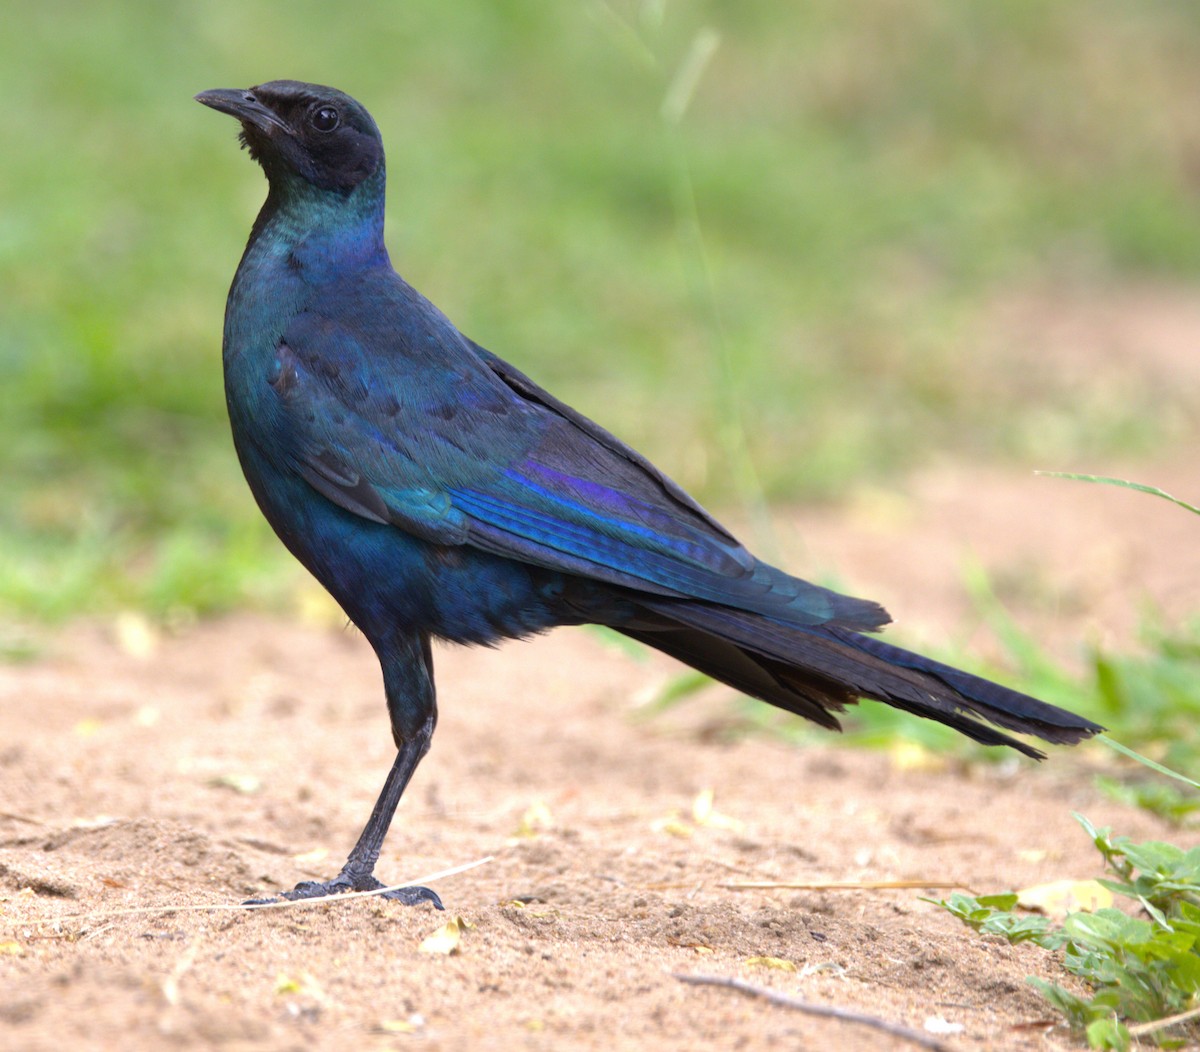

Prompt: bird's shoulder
[{"left": 275, "top": 269, "right": 527, "bottom": 429}]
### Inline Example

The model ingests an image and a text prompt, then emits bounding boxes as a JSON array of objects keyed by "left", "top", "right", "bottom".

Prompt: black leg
[{"left": 248, "top": 632, "right": 443, "bottom": 908}]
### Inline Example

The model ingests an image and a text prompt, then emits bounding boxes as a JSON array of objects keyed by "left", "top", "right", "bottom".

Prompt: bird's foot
[{"left": 245, "top": 869, "right": 444, "bottom": 909}]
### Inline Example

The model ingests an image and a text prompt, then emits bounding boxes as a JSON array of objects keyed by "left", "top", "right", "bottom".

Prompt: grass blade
[{"left": 1036, "top": 472, "right": 1200, "bottom": 516}]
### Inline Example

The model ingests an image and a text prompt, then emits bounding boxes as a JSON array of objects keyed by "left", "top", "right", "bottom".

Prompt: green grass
[
  {"left": 915, "top": 479, "right": 1200, "bottom": 1048},
  {"left": 4, "top": 1, "right": 1200, "bottom": 619}
]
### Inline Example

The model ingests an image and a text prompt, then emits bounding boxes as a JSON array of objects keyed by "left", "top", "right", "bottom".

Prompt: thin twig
[
  {"left": 0, "top": 811, "right": 44, "bottom": 825},
  {"left": 674, "top": 973, "right": 958, "bottom": 1052},
  {"left": 1127, "top": 1003, "right": 1200, "bottom": 1038}
]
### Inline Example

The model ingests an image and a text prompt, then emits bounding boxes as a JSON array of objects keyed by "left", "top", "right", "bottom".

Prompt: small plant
[
  {"left": 934, "top": 475, "right": 1200, "bottom": 1050},
  {"left": 935, "top": 815, "right": 1200, "bottom": 1050}
]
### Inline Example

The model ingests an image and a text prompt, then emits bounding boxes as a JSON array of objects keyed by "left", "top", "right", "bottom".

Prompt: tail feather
[
  {"left": 618, "top": 622, "right": 847, "bottom": 730},
  {"left": 822, "top": 626, "right": 1098, "bottom": 745},
  {"left": 625, "top": 600, "right": 1102, "bottom": 758}
]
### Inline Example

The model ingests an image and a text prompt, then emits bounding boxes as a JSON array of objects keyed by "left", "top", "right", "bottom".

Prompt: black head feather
[{"left": 197, "top": 80, "right": 384, "bottom": 193}]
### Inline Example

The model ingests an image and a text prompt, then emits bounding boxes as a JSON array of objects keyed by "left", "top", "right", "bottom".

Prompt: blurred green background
[{"left": 3, "top": 0, "right": 1200, "bottom": 621}]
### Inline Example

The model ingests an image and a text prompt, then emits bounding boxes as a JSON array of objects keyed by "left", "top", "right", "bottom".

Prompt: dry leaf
[
  {"left": 651, "top": 813, "right": 693, "bottom": 838},
  {"left": 379, "top": 1015, "right": 424, "bottom": 1033},
  {"left": 292, "top": 848, "right": 329, "bottom": 865},
  {"left": 0, "top": 941, "right": 24, "bottom": 956},
  {"left": 692, "top": 788, "right": 716, "bottom": 823},
  {"left": 691, "top": 788, "right": 744, "bottom": 831},
  {"left": 744, "top": 956, "right": 796, "bottom": 972},
  {"left": 133, "top": 705, "right": 160, "bottom": 727},
  {"left": 71, "top": 815, "right": 115, "bottom": 829},
  {"left": 115, "top": 611, "right": 158, "bottom": 660},
  {"left": 275, "top": 973, "right": 302, "bottom": 995},
  {"left": 924, "top": 1017, "right": 965, "bottom": 1035},
  {"left": 419, "top": 915, "right": 472, "bottom": 955},
  {"left": 888, "top": 741, "right": 947, "bottom": 773},
  {"left": 209, "top": 773, "right": 262, "bottom": 795},
  {"left": 513, "top": 800, "right": 553, "bottom": 838},
  {"left": 73, "top": 718, "right": 103, "bottom": 738},
  {"left": 1017, "top": 879, "right": 1113, "bottom": 918}
]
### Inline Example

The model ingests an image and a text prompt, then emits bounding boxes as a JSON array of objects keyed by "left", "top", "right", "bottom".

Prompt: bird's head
[{"left": 196, "top": 81, "right": 384, "bottom": 195}]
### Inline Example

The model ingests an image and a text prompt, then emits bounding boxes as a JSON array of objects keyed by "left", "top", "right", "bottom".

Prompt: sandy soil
[
  {"left": 3, "top": 280, "right": 1199, "bottom": 1051},
  {"left": 2, "top": 444, "right": 1197, "bottom": 1052}
]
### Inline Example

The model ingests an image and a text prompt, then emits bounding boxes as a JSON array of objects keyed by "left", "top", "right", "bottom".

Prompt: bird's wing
[
  {"left": 461, "top": 342, "right": 886, "bottom": 627},
  {"left": 272, "top": 303, "right": 886, "bottom": 629}
]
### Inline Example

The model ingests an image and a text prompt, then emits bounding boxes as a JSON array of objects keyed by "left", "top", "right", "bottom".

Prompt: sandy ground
[
  {"left": 2, "top": 445, "right": 1198, "bottom": 1052},
  {"left": 3, "top": 281, "right": 1199, "bottom": 1050}
]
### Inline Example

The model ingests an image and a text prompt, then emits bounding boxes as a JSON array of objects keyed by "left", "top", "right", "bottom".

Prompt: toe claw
[{"left": 382, "top": 884, "right": 444, "bottom": 909}]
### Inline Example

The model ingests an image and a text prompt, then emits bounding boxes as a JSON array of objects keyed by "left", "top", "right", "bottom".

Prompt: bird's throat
[{"left": 243, "top": 165, "right": 390, "bottom": 285}]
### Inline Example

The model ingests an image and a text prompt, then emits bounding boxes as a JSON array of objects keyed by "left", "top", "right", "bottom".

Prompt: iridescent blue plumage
[{"left": 197, "top": 81, "right": 1101, "bottom": 906}]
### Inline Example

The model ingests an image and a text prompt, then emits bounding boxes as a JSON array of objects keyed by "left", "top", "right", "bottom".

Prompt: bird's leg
[
  {"left": 270, "top": 722, "right": 441, "bottom": 906},
  {"left": 249, "top": 633, "right": 443, "bottom": 908}
]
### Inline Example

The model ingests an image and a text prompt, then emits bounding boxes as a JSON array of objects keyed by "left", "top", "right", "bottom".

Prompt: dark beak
[{"left": 195, "top": 88, "right": 287, "bottom": 134}]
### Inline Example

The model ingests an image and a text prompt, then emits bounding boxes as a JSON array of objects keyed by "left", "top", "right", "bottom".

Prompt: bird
[{"left": 195, "top": 81, "right": 1101, "bottom": 908}]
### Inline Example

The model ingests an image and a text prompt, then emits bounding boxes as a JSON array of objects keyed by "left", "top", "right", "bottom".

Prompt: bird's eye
[{"left": 311, "top": 105, "right": 340, "bottom": 132}]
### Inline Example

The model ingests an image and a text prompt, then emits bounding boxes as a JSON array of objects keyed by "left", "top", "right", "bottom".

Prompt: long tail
[{"left": 621, "top": 600, "right": 1102, "bottom": 758}]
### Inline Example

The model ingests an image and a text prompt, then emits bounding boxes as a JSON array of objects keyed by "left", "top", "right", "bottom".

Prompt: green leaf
[{"left": 1084, "top": 1016, "right": 1131, "bottom": 1051}]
